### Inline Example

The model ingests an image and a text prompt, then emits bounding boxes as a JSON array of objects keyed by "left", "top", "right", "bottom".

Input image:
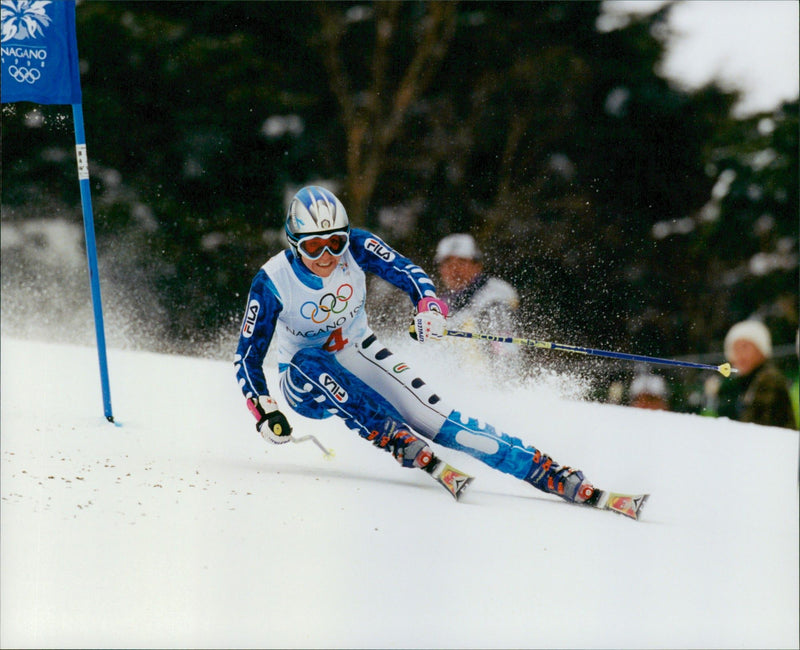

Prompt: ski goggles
[{"left": 295, "top": 232, "right": 350, "bottom": 260}]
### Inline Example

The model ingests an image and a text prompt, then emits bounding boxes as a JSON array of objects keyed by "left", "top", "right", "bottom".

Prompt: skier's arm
[
  {"left": 234, "top": 270, "right": 292, "bottom": 441},
  {"left": 349, "top": 228, "right": 438, "bottom": 306},
  {"left": 349, "top": 228, "right": 448, "bottom": 341},
  {"left": 235, "top": 269, "right": 280, "bottom": 398}
]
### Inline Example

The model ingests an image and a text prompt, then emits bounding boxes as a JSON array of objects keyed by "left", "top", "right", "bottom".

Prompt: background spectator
[
  {"left": 435, "top": 234, "right": 521, "bottom": 377},
  {"left": 715, "top": 320, "right": 795, "bottom": 429},
  {"left": 629, "top": 373, "right": 670, "bottom": 411}
]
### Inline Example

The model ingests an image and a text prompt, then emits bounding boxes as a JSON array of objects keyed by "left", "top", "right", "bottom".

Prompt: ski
[
  {"left": 425, "top": 457, "right": 474, "bottom": 501},
  {"left": 584, "top": 489, "right": 649, "bottom": 520}
]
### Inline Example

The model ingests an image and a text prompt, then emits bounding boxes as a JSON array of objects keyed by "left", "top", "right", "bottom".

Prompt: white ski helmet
[{"left": 285, "top": 186, "right": 350, "bottom": 253}]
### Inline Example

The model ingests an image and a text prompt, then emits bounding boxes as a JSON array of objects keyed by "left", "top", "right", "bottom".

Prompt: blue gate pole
[{"left": 72, "top": 103, "right": 114, "bottom": 423}]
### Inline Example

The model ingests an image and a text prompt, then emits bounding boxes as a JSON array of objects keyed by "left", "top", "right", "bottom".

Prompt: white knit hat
[
  {"left": 630, "top": 374, "right": 668, "bottom": 399},
  {"left": 435, "top": 233, "right": 481, "bottom": 263},
  {"left": 724, "top": 320, "right": 772, "bottom": 359}
]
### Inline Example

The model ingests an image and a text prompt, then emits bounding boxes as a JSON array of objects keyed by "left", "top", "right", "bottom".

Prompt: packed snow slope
[{"left": 1, "top": 336, "right": 798, "bottom": 649}]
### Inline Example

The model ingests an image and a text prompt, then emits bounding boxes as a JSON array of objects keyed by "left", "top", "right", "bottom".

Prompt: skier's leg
[
  {"left": 436, "top": 411, "right": 595, "bottom": 502},
  {"left": 339, "top": 334, "right": 451, "bottom": 434},
  {"left": 279, "top": 348, "right": 433, "bottom": 469},
  {"left": 345, "top": 334, "right": 594, "bottom": 503}
]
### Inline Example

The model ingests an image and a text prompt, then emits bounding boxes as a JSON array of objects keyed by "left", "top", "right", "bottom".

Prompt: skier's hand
[
  {"left": 260, "top": 410, "right": 293, "bottom": 444},
  {"left": 248, "top": 395, "right": 293, "bottom": 443},
  {"left": 412, "top": 297, "right": 449, "bottom": 343}
]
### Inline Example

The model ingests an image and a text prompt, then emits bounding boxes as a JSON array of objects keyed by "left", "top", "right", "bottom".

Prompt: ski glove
[
  {"left": 412, "top": 297, "right": 449, "bottom": 343},
  {"left": 248, "top": 395, "right": 293, "bottom": 443}
]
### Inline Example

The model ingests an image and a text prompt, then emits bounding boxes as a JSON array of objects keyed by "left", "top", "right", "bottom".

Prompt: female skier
[{"left": 235, "top": 186, "right": 596, "bottom": 505}]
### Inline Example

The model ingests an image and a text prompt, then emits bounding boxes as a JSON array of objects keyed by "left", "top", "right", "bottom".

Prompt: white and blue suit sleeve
[
  {"left": 348, "top": 228, "right": 438, "bottom": 305},
  {"left": 234, "top": 266, "right": 283, "bottom": 400}
]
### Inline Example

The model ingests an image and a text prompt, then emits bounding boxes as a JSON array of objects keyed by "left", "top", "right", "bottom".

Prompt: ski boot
[
  {"left": 524, "top": 450, "right": 597, "bottom": 504},
  {"left": 366, "top": 426, "right": 433, "bottom": 469}
]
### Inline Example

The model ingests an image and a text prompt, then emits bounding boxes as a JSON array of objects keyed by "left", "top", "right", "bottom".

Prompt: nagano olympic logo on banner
[
  {"left": 300, "top": 284, "right": 354, "bottom": 324},
  {"left": 2, "top": 0, "right": 54, "bottom": 84}
]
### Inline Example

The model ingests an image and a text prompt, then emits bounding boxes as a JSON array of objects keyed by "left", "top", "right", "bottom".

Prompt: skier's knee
[{"left": 280, "top": 364, "right": 335, "bottom": 421}]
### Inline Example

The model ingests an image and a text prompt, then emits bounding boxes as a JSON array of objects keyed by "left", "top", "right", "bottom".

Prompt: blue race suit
[{"left": 235, "top": 229, "right": 571, "bottom": 489}]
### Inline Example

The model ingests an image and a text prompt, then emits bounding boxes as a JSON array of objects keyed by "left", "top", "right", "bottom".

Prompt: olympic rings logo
[
  {"left": 300, "top": 283, "right": 353, "bottom": 324},
  {"left": 7, "top": 66, "right": 41, "bottom": 83}
]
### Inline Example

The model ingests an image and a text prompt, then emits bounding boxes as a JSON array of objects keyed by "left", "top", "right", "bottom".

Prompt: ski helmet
[{"left": 285, "top": 186, "right": 350, "bottom": 254}]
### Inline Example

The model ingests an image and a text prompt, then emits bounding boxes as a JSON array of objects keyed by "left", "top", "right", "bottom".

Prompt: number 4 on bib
[{"left": 323, "top": 328, "right": 349, "bottom": 352}]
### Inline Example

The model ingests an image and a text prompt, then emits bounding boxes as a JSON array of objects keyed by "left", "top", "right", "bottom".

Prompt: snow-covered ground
[{"left": 1, "top": 335, "right": 798, "bottom": 649}]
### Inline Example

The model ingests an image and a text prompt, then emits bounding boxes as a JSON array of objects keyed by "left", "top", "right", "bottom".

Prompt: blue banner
[{"left": 1, "top": 0, "right": 82, "bottom": 104}]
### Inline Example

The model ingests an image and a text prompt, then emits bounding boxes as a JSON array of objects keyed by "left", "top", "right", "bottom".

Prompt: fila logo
[
  {"left": 320, "top": 373, "right": 348, "bottom": 402},
  {"left": 365, "top": 237, "right": 395, "bottom": 262},
  {"left": 242, "top": 299, "right": 259, "bottom": 338}
]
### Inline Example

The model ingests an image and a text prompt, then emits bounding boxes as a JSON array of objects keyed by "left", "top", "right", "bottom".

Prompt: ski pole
[
  {"left": 445, "top": 329, "right": 736, "bottom": 377},
  {"left": 291, "top": 434, "right": 335, "bottom": 459}
]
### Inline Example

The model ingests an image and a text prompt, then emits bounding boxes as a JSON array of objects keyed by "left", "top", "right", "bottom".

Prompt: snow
[{"left": 1, "top": 335, "right": 798, "bottom": 649}]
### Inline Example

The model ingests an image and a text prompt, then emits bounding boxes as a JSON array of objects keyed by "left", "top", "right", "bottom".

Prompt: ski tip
[
  {"left": 631, "top": 493, "right": 650, "bottom": 520},
  {"left": 431, "top": 461, "right": 474, "bottom": 501},
  {"left": 599, "top": 491, "right": 650, "bottom": 520},
  {"left": 453, "top": 475, "right": 475, "bottom": 501}
]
